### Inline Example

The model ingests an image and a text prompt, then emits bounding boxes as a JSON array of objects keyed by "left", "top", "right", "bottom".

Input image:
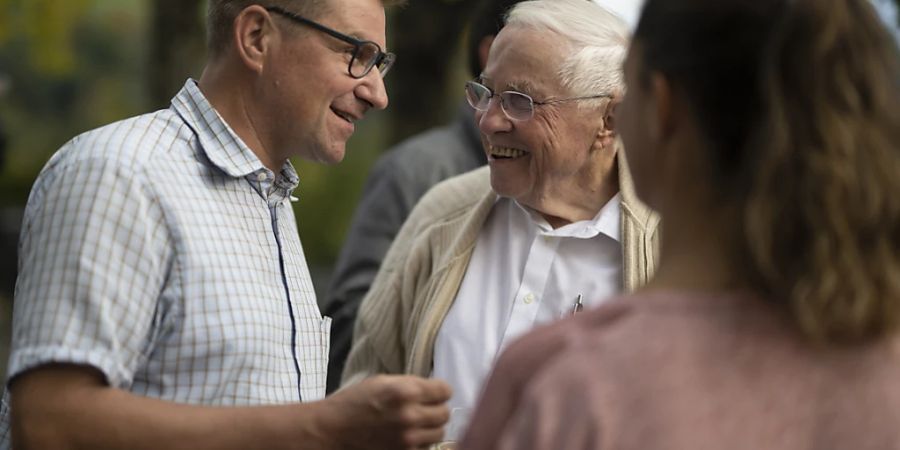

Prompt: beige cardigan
[{"left": 342, "top": 160, "right": 660, "bottom": 385}]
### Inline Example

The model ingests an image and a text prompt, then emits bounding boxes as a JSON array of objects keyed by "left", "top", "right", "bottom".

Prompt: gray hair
[{"left": 506, "top": 0, "right": 629, "bottom": 98}]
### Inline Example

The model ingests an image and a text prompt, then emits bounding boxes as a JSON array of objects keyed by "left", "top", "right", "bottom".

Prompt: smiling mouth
[
  {"left": 331, "top": 108, "right": 356, "bottom": 124},
  {"left": 489, "top": 145, "right": 529, "bottom": 160}
]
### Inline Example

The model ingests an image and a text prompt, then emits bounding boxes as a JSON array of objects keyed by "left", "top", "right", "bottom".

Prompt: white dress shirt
[{"left": 432, "top": 194, "right": 622, "bottom": 437}]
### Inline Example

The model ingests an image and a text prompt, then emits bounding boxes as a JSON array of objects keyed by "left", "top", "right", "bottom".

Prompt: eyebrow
[
  {"left": 331, "top": 23, "right": 383, "bottom": 48},
  {"left": 507, "top": 79, "right": 538, "bottom": 94},
  {"left": 479, "top": 75, "right": 539, "bottom": 94},
  {"left": 347, "top": 24, "right": 389, "bottom": 46},
  {"left": 347, "top": 31, "right": 378, "bottom": 45}
]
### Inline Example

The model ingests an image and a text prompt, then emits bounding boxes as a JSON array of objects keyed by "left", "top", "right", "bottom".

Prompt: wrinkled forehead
[{"left": 481, "top": 25, "right": 569, "bottom": 94}]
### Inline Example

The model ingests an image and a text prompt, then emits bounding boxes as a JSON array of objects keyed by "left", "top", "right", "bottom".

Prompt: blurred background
[
  {"left": 0, "top": 0, "right": 490, "bottom": 380},
  {"left": 0, "top": 0, "right": 897, "bottom": 382}
]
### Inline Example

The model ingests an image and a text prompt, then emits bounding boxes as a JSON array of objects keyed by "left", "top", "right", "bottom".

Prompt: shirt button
[
  {"left": 523, "top": 293, "right": 535, "bottom": 304},
  {"left": 257, "top": 172, "right": 268, "bottom": 182}
]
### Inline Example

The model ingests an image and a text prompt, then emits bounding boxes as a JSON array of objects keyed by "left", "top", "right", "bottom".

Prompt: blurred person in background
[
  {"left": 323, "top": 0, "right": 525, "bottom": 395},
  {"left": 464, "top": 0, "right": 900, "bottom": 448},
  {"left": 343, "top": 0, "right": 659, "bottom": 441},
  {"left": 0, "top": 0, "right": 451, "bottom": 449}
]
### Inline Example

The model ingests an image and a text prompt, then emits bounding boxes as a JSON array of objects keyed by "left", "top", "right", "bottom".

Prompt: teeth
[
  {"left": 335, "top": 110, "right": 353, "bottom": 122},
  {"left": 490, "top": 146, "right": 527, "bottom": 158}
]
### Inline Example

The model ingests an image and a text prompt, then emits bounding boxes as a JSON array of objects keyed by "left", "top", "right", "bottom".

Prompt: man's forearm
[
  {"left": 10, "top": 367, "right": 330, "bottom": 450},
  {"left": 11, "top": 366, "right": 451, "bottom": 450}
]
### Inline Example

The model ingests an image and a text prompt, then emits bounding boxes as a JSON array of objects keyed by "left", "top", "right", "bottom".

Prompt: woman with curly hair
[{"left": 463, "top": 0, "right": 900, "bottom": 448}]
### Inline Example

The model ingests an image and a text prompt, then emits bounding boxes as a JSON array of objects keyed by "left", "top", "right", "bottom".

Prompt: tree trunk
[{"left": 148, "top": 0, "right": 206, "bottom": 109}]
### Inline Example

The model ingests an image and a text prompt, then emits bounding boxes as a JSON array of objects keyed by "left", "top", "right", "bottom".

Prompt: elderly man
[
  {"left": 343, "top": 0, "right": 659, "bottom": 437},
  {"left": 323, "top": 0, "right": 527, "bottom": 394},
  {"left": 0, "top": 0, "right": 449, "bottom": 449}
]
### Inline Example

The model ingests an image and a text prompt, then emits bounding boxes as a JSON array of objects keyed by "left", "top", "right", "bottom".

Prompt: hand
[{"left": 317, "top": 375, "right": 451, "bottom": 449}]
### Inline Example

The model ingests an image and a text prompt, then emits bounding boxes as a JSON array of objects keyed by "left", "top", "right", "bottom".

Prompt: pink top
[{"left": 462, "top": 290, "right": 900, "bottom": 450}]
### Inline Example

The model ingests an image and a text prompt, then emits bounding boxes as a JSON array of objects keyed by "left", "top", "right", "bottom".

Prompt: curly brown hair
[{"left": 635, "top": 0, "right": 900, "bottom": 343}]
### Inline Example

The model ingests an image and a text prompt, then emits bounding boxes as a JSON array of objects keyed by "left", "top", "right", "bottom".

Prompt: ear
[
  {"left": 232, "top": 5, "right": 276, "bottom": 74},
  {"left": 593, "top": 97, "right": 621, "bottom": 151}
]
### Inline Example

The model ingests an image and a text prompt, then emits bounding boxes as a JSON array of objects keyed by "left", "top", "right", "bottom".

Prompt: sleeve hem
[{"left": 6, "top": 346, "right": 132, "bottom": 389}]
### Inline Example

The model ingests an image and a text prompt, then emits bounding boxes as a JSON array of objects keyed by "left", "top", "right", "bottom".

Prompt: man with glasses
[
  {"left": 343, "top": 0, "right": 659, "bottom": 441},
  {"left": 0, "top": 1, "right": 449, "bottom": 449}
]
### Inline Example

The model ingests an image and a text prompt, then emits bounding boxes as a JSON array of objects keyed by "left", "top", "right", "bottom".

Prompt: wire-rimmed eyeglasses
[
  {"left": 464, "top": 80, "right": 610, "bottom": 121},
  {"left": 266, "top": 6, "right": 395, "bottom": 79}
]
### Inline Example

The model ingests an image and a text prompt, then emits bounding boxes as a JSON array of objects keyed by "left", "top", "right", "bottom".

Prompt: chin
[
  {"left": 322, "top": 153, "right": 346, "bottom": 165},
  {"left": 313, "top": 144, "right": 347, "bottom": 165},
  {"left": 489, "top": 173, "right": 527, "bottom": 200}
]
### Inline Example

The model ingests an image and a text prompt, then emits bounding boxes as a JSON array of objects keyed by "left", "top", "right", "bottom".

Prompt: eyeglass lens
[
  {"left": 352, "top": 42, "right": 395, "bottom": 78},
  {"left": 353, "top": 42, "right": 378, "bottom": 77},
  {"left": 465, "top": 81, "right": 534, "bottom": 121}
]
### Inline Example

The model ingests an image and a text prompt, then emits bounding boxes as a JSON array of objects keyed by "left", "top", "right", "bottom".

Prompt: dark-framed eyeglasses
[
  {"left": 265, "top": 6, "right": 396, "bottom": 79},
  {"left": 464, "top": 80, "right": 610, "bottom": 121}
]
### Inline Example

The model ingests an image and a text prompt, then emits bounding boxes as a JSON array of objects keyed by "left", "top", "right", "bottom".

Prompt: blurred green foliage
[
  {"left": 0, "top": 0, "right": 472, "bottom": 279},
  {"left": 8, "top": 0, "right": 892, "bottom": 281},
  {"left": 0, "top": 0, "right": 148, "bottom": 206}
]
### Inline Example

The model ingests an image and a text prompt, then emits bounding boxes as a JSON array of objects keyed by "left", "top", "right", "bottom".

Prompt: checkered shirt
[{"left": 0, "top": 80, "right": 330, "bottom": 448}]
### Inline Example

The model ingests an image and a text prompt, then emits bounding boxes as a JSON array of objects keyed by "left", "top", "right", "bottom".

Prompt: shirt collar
[
  {"left": 170, "top": 79, "right": 300, "bottom": 190},
  {"left": 513, "top": 194, "right": 622, "bottom": 242}
]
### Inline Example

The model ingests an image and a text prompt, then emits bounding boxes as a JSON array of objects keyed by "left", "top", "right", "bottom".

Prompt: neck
[
  {"left": 531, "top": 157, "right": 620, "bottom": 229},
  {"left": 198, "top": 62, "right": 285, "bottom": 172},
  {"left": 645, "top": 198, "right": 748, "bottom": 294},
  {"left": 536, "top": 180, "right": 618, "bottom": 228}
]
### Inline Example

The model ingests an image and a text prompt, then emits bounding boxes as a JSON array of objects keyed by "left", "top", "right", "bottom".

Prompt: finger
[
  {"left": 370, "top": 375, "right": 420, "bottom": 408},
  {"left": 402, "top": 425, "right": 446, "bottom": 448},
  {"left": 409, "top": 402, "right": 450, "bottom": 428},
  {"left": 413, "top": 378, "right": 452, "bottom": 404},
  {"left": 374, "top": 376, "right": 451, "bottom": 409}
]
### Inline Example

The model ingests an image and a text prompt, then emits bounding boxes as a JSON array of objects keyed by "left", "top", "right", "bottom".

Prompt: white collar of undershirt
[{"left": 509, "top": 193, "right": 621, "bottom": 242}]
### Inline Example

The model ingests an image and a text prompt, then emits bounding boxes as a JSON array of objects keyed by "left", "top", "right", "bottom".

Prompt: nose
[
  {"left": 478, "top": 96, "right": 512, "bottom": 135},
  {"left": 356, "top": 68, "right": 389, "bottom": 110}
]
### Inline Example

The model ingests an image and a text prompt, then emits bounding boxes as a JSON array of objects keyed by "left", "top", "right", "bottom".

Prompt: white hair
[{"left": 506, "top": 0, "right": 630, "bottom": 98}]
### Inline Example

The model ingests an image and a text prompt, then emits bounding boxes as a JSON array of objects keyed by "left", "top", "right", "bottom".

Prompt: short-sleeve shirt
[{"left": 0, "top": 79, "right": 330, "bottom": 447}]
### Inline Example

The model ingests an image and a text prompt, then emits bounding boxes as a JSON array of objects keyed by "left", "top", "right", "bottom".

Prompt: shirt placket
[
  {"left": 499, "top": 233, "right": 560, "bottom": 351},
  {"left": 249, "top": 169, "right": 306, "bottom": 401},
  {"left": 269, "top": 172, "right": 327, "bottom": 402},
  {"left": 276, "top": 199, "right": 328, "bottom": 403}
]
